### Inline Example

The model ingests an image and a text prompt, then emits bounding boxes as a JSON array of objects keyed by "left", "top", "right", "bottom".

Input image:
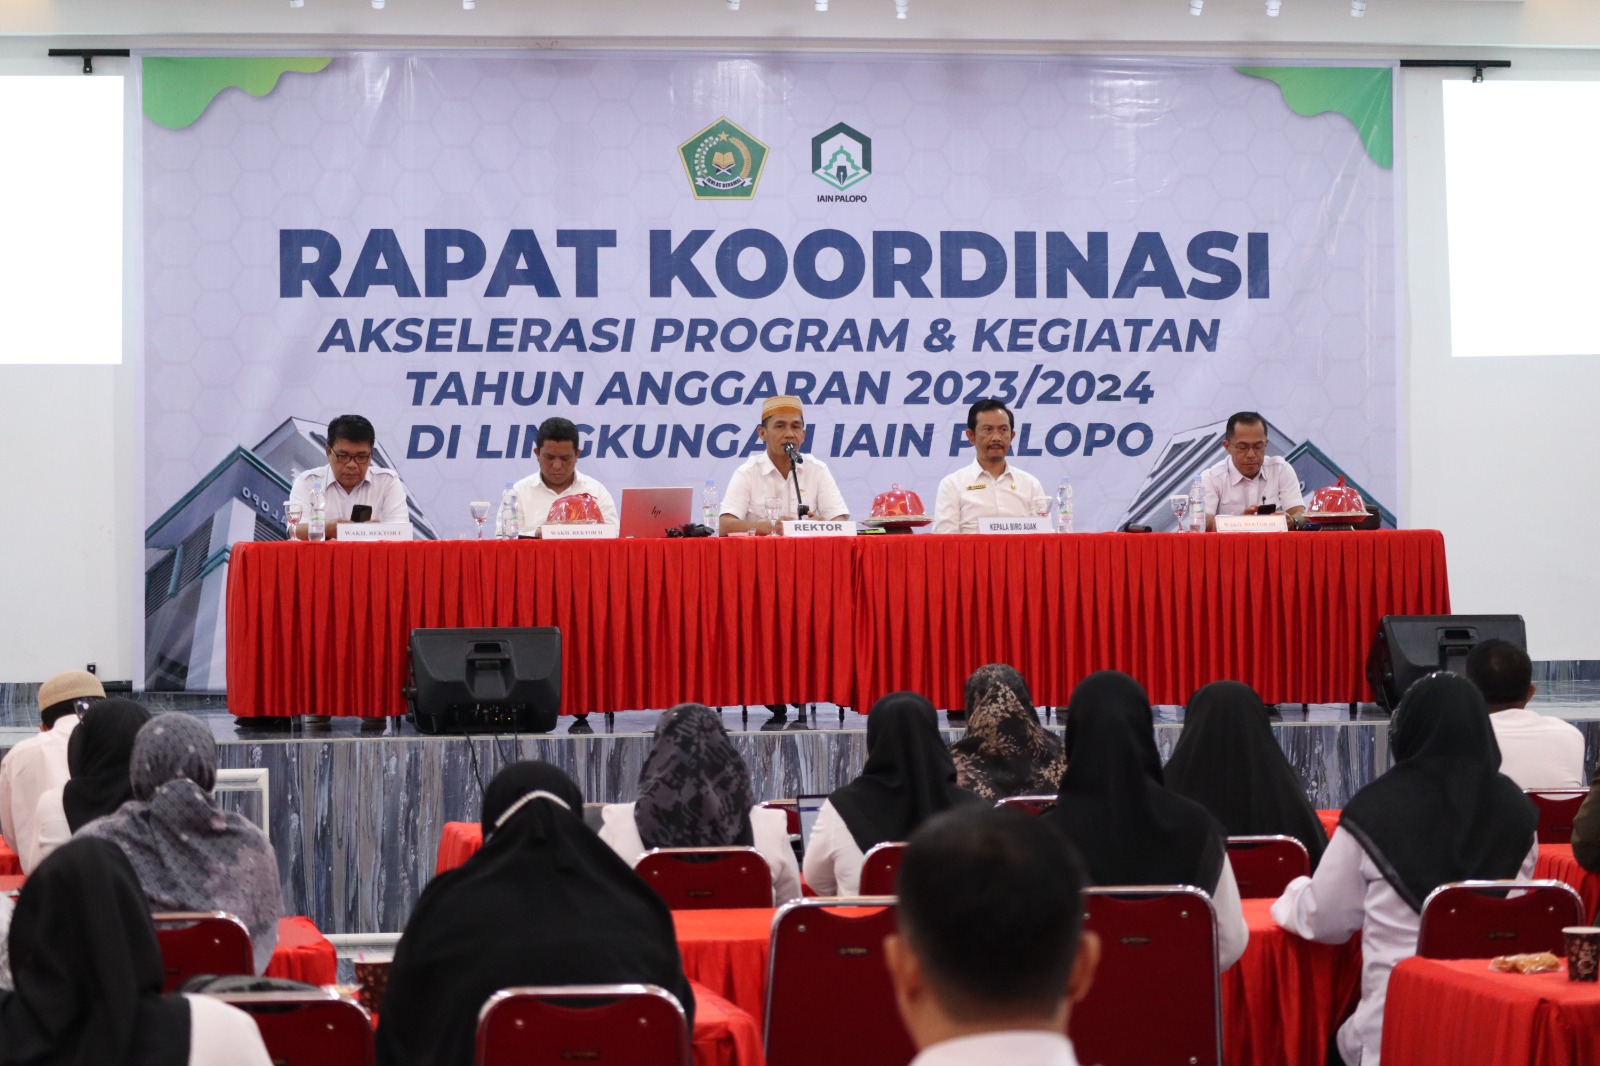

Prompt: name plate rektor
[
  {"left": 1213, "top": 514, "right": 1290, "bottom": 533},
  {"left": 336, "top": 522, "right": 414, "bottom": 542},
  {"left": 536, "top": 524, "right": 621, "bottom": 540},
  {"left": 977, "top": 516, "right": 1051, "bottom": 535},
  {"left": 782, "top": 520, "right": 857, "bottom": 538}
]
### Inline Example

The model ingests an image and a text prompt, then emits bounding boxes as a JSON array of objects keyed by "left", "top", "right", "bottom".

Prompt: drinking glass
[
  {"left": 1169, "top": 494, "right": 1191, "bottom": 531},
  {"left": 1032, "top": 496, "right": 1052, "bottom": 525},
  {"left": 469, "top": 501, "right": 491, "bottom": 540},
  {"left": 285, "top": 501, "right": 303, "bottom": 541},
  {"left": 762, "top": 497, "right": 782, "bottom": 533}
]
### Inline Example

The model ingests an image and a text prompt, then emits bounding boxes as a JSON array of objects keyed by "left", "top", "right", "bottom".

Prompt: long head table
[{"left": 226, "top": 530, "right": 1449, "bottom": 716}]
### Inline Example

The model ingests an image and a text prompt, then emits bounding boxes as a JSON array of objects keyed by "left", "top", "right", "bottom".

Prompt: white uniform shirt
[
  {"left": 1200, "top": 454, "right": 1305, "bottom": 518},
  {"left": 288, "top": 464, "right": 410, "bottom": 524},
  {"left": 512, "top": 470, "right": 618, "bottom": 531},
  {"left": 1211, "top": 859, "right": 1251, "bottom": 971},
  {"left": 1489, "top": 708, "right": 1588, "bottom": 790},
  {"left": 28, "top": 787, "right": 70, "bottom": 875},
  {"left": 721, "top": 453, "right": 849, "bottom": 522},
  {"left": 912, "top": 1031, "right": 1083, "bottom": 1066},
  {"left": 597, "top": 802, "right": 802, "bottom": 905},
  {"left": 0, "top": 716, "right": 77, "bottom": 864},
  {"left": 185, "top": 994, "right": 275, "bottom": 1066},
  {"left": 932, "top": 460, "right": 1047, "bottom": 534},
  {"left": 1272, "top": 827, "right": 1538, "bottom": 1066},
  {"left": 801, "top": 800, "right": 865, "bottom": 897}
]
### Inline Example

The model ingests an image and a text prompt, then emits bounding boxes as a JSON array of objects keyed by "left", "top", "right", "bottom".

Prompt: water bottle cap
[{"left": 504, "top": 481, "right": 515, "bottom": 490}]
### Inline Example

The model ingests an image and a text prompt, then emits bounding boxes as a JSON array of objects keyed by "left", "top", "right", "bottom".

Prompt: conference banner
[{"left": 139, "top": 53, "right": 1398, "bottom": 692}]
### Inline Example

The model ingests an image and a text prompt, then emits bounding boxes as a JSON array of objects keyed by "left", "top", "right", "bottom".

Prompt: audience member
[
  {"left": 949, "top": 665, "right": 1068, "bottom": 801},
  {"left": 80, "top": 715, "right": 283, "bottom": 974},
  {"left": 598, "top": 703, "right": 800, "bottom": 902},
  {"left": 1164, "top": 680, "right": 1329, "bottom": 869},
  {"left": 1272, "top": 672, "right": 1538, "bottom": 1066},
  {"left": 806, "top": 692, "right": 980, "bottom": 896},
  {"left": 1573, "top": 765, "right": 1600, "bottom": 872},
  {"left": 886, "top": 806, "right": 1099, "bottom": 1066},
  {"left": 1465, "top": 638, "right": 1586, "bottom": 790},
  {"left": 1040, "top": 671, "right": 1248, "bottom": 969},
  {"left": 0, "top": 669, "right": 101, "bottom": 869},
  {"left": 26, "top": 696, "right": 150, "bottom": 874},
  {"left": 0, "top": 894, "right": 10, "bottom": 992},
  {"left": 0, "top": 836, "right": 272, "bottom": 1066},
  {"left": 378, "top": 763, "right": 694, "bottom": 1066}
]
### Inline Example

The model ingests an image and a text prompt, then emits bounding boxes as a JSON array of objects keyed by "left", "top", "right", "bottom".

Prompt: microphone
[
  {"left": 783, "top": 443, "right": 810, "bottom": 519},
  {"left": 783, "top": 442, "right": 804, "bottom": 466}
]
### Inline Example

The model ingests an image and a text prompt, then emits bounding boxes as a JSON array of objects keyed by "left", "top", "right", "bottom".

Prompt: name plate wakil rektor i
[
  {"left": 336, "top": 522, "right": 413, "bottom": 541},
  {"left": 537, "top": 524, "right": 621, "bottom": 540},
  {"left": 782, "top": 520, "right": 857, "bottom": 538},
  {"left": 978, "top": 516, "right": 1050, "bottom": 535},
  {"left": 1214, "top": 514, "right": 1290, "bottom": 533}
]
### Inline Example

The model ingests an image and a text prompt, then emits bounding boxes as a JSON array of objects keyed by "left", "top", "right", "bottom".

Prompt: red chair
[
  {"left": 152, "top": 911, "right": 254, "bottom": 992},
  {"left": 994, "top": 794, "right": 1057, "bottom": 815},
  {"left": 475, "top": 984, "right": 690, "bottom": 1066},
  {"left": 1526, "top": 790, "right": 1590, "bottom": 844},
  {"left": 634, "top": 847, "right": 774, "bottom": 910},
  {"left": 1226, "top": 835, "right": 1311, "bottom": 898},
  {"left": 858, "top": 841, "right": 907, "bottom": 896},
  {"left": 759, "top": 800, "right": 802, "bottom": 838},
  {"left": 215, "top": 991, "right": 374, "bottom": 1066},
  {"left": 1417, "top": 879, "right": 1584, "bottom": 959},
  {"left": 765, "top": 898, "right": 914, "bottom": 1066},
  {"left": 1070, "top": 887, "right": 1221, "bottom": 1066}
]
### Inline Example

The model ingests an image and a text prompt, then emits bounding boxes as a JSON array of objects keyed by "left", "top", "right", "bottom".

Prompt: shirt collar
[
  {"left": 758, "top": 451, "right": 795, "bottom": 479},
  {"left": 323, "top": 464, "right": 372, "bottom": 491},
  {"left": 1226, "top": 457, "right": 1265, "bottom": 486},
  {"left": 913, "top": 1030, "right": 1079, "bottom": 1066},
  {"left": 967, "top": 459, "right": 1012, "bottom": 483}
]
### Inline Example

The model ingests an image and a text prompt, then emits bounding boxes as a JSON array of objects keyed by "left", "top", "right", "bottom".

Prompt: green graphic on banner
[
  {"left": 679, "top": 117, "right": 769, "bottom": 200},
  {"left": 143, "top": 56, "right": 332, "bottom": 130},
  {"left": 1237, "top": 66, "right": 1393, "bottom": 169}
]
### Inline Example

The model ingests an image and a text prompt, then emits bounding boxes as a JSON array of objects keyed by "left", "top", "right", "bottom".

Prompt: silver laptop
[
  {"left": 797, "top": 793, "right": 830, "bottom": 854},
  {"left": 618, "top": 487, "right": 695, "bottom": 539}
]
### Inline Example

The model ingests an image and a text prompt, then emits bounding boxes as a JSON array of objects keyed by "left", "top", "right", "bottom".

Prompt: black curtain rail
[
  {"left": 1399, "top": 59, "right": 1512, "bottom": 83},
  {"left": 47, "top": 49, "right": 131, "bottom": 75}
]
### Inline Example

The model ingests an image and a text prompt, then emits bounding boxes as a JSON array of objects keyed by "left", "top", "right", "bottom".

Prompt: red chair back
[
  {"left": 216, "top": 991, "right": 374, "bottom": 1066},
  {"left": 765, "top": 898, "right": 914, "bottom": 1066},
  {"left": 1417, "top": 880, "right": 1585, "bottom": 959},
  {"left": 1070, "top": 887, "right": 1221, "bottom": 1066},
  {"left": 1226, "top": 835, "right": 1311, "bottom": 898},
  {"left": 1526, "top": 790, "right": 1589, "bottom": 844},
  {"left": 858, "top": 842, "right": 906, "bottom": 896},
  {"left": 635, "top": 847, "right": 774, "bottom": 910},
  {"left": 152, "top": 911, "right": 254, "bottom": 992},
  {"left": 995, "top": 795, "right": 1057, "bottom": 815},
  {"left": 475, "top": 984, "right": 690, "bottom": 1066},
  {"left": 759, "top": 800, "right": 802, "bottom": 838}
]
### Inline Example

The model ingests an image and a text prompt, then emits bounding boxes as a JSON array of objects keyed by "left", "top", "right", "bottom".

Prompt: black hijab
[
  {"left": 1042, "top": 672, "right": 1227, "bottom": 893},
  {"left": 0, "top": 837, "right": 190, "bottom": 1066},
  {"left": 634, "top": 704, "right": 755, "bottom": 850},
  {"left": 377, "top": 763, "right": 694, "bottom": 1066},
  {"left": 63, "top": 699, "right": 153, "bottom": 832},
  {"left": 1340, "top": 672, "right": 1538, "bottom": 913},
  {"left": 1165, "top": 681, "right": 1329, "bottom": 869},
  {"left": 829, "top": 692, "right": 979, "bottom": 853}
]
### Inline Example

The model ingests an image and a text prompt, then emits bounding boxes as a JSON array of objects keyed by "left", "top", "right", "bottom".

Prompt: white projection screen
[{"left": 0, "top": 75, "right": 124, "bottom": 365}]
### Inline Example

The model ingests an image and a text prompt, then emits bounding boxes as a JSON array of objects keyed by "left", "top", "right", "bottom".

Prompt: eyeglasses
[
  {"left": 1228, "top": 441, "right": 1269, "bottom": 454},
  {"left": 331, "top": 450, "right": 373, "bottom": 465}
]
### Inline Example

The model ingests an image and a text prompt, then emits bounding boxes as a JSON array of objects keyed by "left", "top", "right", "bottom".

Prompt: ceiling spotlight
[
  {"left": 288, "top": 0, "right": 304, "bottom": 7},
  {"left": 463, "top": 0, "right": 475, "bottom": 8},
  {"left": 1350, "top": 0, "right": 1365, "bottom": 13},
  {"left": 895, "top": 0, "right": 908, "bottom": 16},
  {"left": 371, "top": 0, "right": 384, "bottom": 8},
  {"left": 816, "top": 0, "right": 827, "bottom": 9},
  {"left": 727, "top": 0, "right": 740, "bottom": 8},
  {"left": 1189, "top": 0, "right": 1203, "bottom": 14},
  {"left": 1265, "top": 0, "right": 1280, "bottom": 13}
]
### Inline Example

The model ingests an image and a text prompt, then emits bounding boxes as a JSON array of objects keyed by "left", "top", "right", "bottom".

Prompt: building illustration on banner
[
  {"left": 811, "top": 122, "right": 872, "bottom": 191},
  {"left": 144, "top": 418, "right": 437, "bottom": 692}
]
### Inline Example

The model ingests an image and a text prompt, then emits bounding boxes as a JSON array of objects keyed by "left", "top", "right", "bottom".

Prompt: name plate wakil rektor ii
[
  {"left": 537, "top": 524, "right": 621, "bottom": 540},
  {"left": 978, "top": 516, "right": 1050, "bottom": 535},
  {"left": 336, "top": 522, "right": 413, "bottom": 541},
  {"left": 1214, "top": 514, "right": 1290, "bottom": 533},
  {"left": 782, "top": 520, "right": 857, "bottom": 538}
]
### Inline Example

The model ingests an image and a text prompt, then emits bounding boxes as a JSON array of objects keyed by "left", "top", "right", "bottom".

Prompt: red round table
[
  {"left": 1223, "top": 898, "right": 1363, "bottom": 1066},
  {"left": 673, "top": 909, "right": 775, "bottom": 1026},
  {"left": 689, "top": 980, "right": 766, "bottom": 1066},
  {"left": 1538, "top": 844, "right": 1600, "bottom": 923},
  {"left": 0, "top": 841, "right": 20, "bottom": 877},
  {"left": 435, "top": 822, "right": 484, "bottom": 875},
  {"left": 263, "top": 916, "right": 338, "bottom": 986}
]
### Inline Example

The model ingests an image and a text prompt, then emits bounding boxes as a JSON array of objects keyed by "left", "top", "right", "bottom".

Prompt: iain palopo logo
[
  {"left": 811, "top": 122, "right": 871, "bottom": 201},
  {"left": 679, "top": 117, "right": 769, "bottom": 200}
]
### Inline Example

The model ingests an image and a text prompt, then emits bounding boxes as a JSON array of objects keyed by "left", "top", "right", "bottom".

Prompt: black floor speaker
[
  {"left": 405, "top": 627, "right": 561, "bottom": 734},
  {"left": 1365, "top": 614, "right": 1526, "bottom": 711}
]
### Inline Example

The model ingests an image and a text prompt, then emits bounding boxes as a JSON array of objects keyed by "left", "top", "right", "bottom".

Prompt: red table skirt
[
  {"left": 1223, "top": 898, "right": 1362, "bottom": 1066},
  {"left": 690, "top": 980, "right": 766, "bottom": 1066},
  {"left": 226, "top": 531, "right": 1450, "bottom": 715},
  {"left": 1383, "top": 956, "right": 1600, "bottom": 1066},
  {"left": 263, "top": 916, "right": 338, "bottom": 986},
  {"left": 0, "top": 841, "right": 19, "bottom": 877},
  {"left": 1538, "top": 844, "right": 1600, "bottom": 923},
  {"left": 436, "top": 822, "right": 483, "bottom": 876},
  {"left": 674, "top": 908, "right": 775, "bottom": 1026}
]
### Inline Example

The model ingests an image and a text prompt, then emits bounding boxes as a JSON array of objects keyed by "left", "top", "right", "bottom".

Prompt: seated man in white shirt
[
  {"left": 886, "top": 807, "right": 1099, "bottom": 1066},
  {"left": 0, "top": 670, "right": 100, "bottom": 867},
  {"left": 1466, "top": 638, "right": 1586, "bottom": 790},
  {"left": 933, "top": 398, "right": 1047, "bottom": 534},
  {"left": 1199, "top": 411, "right": 1306, "bottom": 530},
  {"left": 512, "top": 416, "right": 619, "bottom": 533},
  {"left": 719, "top": 395, "right": 849, "bottom": 535},
  {"left": 287, "top": 414, "right": 411, "bottom": 538}
]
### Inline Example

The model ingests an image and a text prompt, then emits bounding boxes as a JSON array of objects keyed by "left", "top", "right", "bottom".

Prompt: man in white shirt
[
  {"left": 0, "top": 670, "right": 100, "bottom": 860},
  {"left": 719, "top": 395, "right": 849, "bottom": 535},
  {"left": 933, "top": 399, "right": 1048, "bottom": 535},
  {"left": 287, "top": 414, "right": 411, "bottom": 537},
  {"left": 1466, "top": 638, "right": 1587, "bottom": 789},
  {"left": 1199, "top": 411, "right": 1306, "bottom": 529},
  {"left": 885, "top": 807, "right": 1100, "bottom": 1066},
  {"left": 512, "top": 416, "right": 619, "bottom": 532}
]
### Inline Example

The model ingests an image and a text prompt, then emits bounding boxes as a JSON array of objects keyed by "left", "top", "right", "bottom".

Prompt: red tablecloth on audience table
[
  {"left": 1224, "top": 899, "right": 1362, "bottom": 1066},
  {"left": 1539, "top": 844, "right": 1600, "bottom": 923},
  {"left": 0, "top": 841, "right": 19, "bottom": 876},
  {"left": 1382, "top": 956, "right": 1600, "bottom": 1066},
  {"left": 263, "top": 916, "right": 338, "bottom": 986},
  {"left": 1317, "top": 809, "right": 1342, "bottom": 837},
  {"left": 690, "top": 980, "right": 766, "bottom": 1066},
  {"left": 435, "top": 822, "right": 483, "bottom": 876},
  {"left": 673, "top": 909, "right": 774, "bottom": 1026},
  {"left": 226, "top": 531, "right": 1450, "bottom": 716}
]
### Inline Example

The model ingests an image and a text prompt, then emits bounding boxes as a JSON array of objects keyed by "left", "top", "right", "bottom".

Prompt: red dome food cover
[
  {"left": 545, "top": 493, "right": 604, "bottom": 525},
  {"left": 871, "top": 483, "right": 927, "bottom": 519},
  {"left": 1307, "top": 476, "right": 1368, "bottom": 517}
]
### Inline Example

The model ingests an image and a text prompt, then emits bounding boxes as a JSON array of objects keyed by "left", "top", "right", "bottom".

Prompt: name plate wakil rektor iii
[
  {"left": 1214, "top": 515, "right": 1290, "bottom": 533},
  {"left": 536, "top": 524, "right": 621, "bottom": 540},
  {"left": 978, "top": 516, "right": 1050, "bottom": 535},
  {"left": 336, "top": 522, "right": 413, "bottom": 542},
  {"left": 782, "top": 520, "right": 857, "bottom": 538}
]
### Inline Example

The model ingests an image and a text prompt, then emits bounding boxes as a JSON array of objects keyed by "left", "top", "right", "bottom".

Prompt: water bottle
[
  {"left": 1190, "top": 474, "right": 1207, "bottom": 533},
  {"left": 308, "top": 487, "right": 326, "bottom": 542},
  {"left": 702, "top": 478, "right": 719, "bottom": 533},
  {"left": 1055, "top": 476, "right": 1074, "bottom": 534},
  {"left": 499, "top": 482, "right": 521, "bottom": 540}
]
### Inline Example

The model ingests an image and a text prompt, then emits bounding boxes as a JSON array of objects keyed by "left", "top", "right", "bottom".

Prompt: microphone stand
[{"left": 784, "top": 443, "right": 811, "bottom": 523}]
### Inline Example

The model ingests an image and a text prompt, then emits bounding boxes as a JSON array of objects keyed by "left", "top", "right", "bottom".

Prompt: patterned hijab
[
  {"left": 634, "top": 704, "right": 756, "bottom": 850},
  {"left": 80, "top": 715, "right": 284, "bottom": 974},
  {"left": 949, "top": 664, "right": 1068, "bottom": 800}
]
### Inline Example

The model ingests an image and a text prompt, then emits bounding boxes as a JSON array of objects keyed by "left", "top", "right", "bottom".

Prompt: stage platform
[{"left": 3, "top": 686, "right": 1598, "bottom": 936}]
